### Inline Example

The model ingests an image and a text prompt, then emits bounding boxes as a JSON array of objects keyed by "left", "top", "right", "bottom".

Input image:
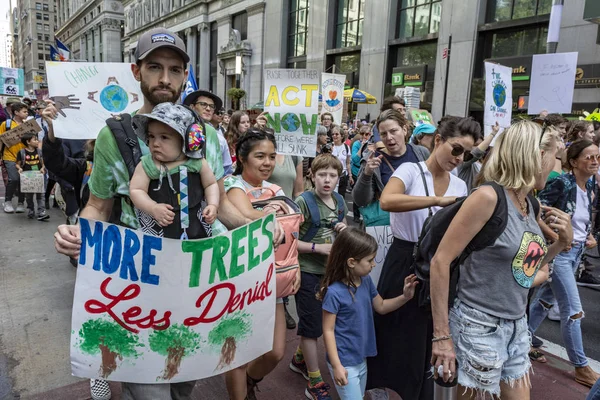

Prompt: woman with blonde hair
[{"left": 430, "top": 121, "right": 573, "bottom": 399}]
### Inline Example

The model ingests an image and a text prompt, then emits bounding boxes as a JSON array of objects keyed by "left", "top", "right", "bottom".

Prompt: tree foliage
[
  {"left": 148, "top": 324, "right": 202, "bottom": 357},
  {"left": 78, "top": 319, "right": 143, "bottom": 357},
  {"left": 208, "top": 312, "right": 252, "bottom": 348}
]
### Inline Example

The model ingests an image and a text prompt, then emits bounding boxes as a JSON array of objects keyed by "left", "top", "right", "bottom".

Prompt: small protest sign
[
  {"left": 71, "top": 216, "right": 276, "bottom": 383},
  {"left": 484, "top": 62, "right": 512, "bottom": 131},
  {"left": 321, "top": 73, "right": 345, "bottom": 125},
  {"left": 20, "top": 171, "right": 45, "bottom": 193},
  {"left": 366, "top": 225, "right": 393, "bottom": 287},
  {"left": 264, "top": 69, "right": 319, "bottom": 157},
  {"left": 0, "top": 119, "right": 42, "bottom": 147},
  {"left": 46, "top": 62, "right": 143, "bottom": 139},
  {"left": 528, "top": 52, "right": 578, "bottom": 115},
  {"left": 0, "top": 67, "right": 25, "bottom": 96},
  {"left": 407, "top": 108, "right": 435, "bottom": 127}
]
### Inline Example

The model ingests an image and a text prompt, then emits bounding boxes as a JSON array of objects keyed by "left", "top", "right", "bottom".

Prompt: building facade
[
  {"left": 9, "top": 0, "right": 58, "bottom": 93},
  {"left": 55, "top": 0, "right": 125, "bottom": 63},
  {"left": 121, "top": 0, "right": 599, "bottom": 120},
  {"left": 0, "top": 19, "right": 13, "bottom": 68}
]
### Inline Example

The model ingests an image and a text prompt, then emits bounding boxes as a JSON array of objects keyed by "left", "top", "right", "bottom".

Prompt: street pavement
[{"left": 0, "top": 181, "right": 596, "bottom": 399}]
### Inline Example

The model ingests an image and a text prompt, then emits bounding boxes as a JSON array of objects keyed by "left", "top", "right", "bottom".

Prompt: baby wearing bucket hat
[{"left": 129, "top": 102, "right": 219, "bottom": 240}]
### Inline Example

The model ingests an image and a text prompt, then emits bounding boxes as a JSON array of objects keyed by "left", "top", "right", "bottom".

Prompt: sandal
[{"left": 529, "top": 349, "right": 547, "bottom": 363}]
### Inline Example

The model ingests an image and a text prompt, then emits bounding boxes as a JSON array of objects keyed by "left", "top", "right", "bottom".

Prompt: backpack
[
  {"left": 299, "top": 190, "right": 346, "bottom": 242},
  {"left": 244, "top": 183, "right": 304, "bottom": 298},
  {"left": 412, "top": 173, "right": 540, "bottom": 309}
]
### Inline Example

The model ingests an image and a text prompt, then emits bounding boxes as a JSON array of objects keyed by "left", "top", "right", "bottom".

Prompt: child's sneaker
[
  {"left": 3, "top": 202, "right": 14, "bottom": 213},
  {"left": 15, "top": 203, "right": 25, "bottom": 213},
  {"left": 304, "top": 381, "right": 332, "bottom": 400},
  {"left": 289, "top": 356, "right": 309, "bottom": 380},
  {"left": 37, "top": 212, "right": 50, "bottom": 221},
  {"left": 28, "top": 210, "right": 35, "bottom": 219}
]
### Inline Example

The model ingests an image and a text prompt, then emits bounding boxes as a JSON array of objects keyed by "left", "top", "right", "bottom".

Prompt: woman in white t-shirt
[
  {"left": 365, "top": 117, "right": 482, "bottom": 400},
  {"left": 331, "top": 125, "right": 353, "bottom": 198}
]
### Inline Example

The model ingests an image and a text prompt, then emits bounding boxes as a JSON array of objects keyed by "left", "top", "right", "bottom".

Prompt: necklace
[{"left": 512, "top": 189, "right": 528, "bottom": 216}]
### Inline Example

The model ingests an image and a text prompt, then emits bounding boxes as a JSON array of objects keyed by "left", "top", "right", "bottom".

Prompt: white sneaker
[
  {"left": 90, "top": 379, "right": 111, "bottom": 400},
  {"left": 3, "top": 202, "right": 14, "bottom": 213},
  {"left": 15, "top": 203, "right": 25, "bottom": 213},
  {"left": 548, "top": 304, "right": 561, "bottom": 321}
]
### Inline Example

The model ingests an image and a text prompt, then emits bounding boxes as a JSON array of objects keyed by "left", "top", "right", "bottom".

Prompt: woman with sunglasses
[
  {"left": 226, "top": 110, "right": 251, "bottom": 165},
  {"left": 528, "top": 139, "right": 600, "bottom": 388},
  {"left": 429, "top": 121, "right": 571, "bottom": 399},
  {"left": 222, "top": 128, "right": 299, "bottom": 400},
  {"left": 366, "top": 116, "right": 481, "bottom": 400}
]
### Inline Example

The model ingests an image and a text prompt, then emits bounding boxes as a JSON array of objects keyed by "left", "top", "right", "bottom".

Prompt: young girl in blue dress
[{"left": 320, "top": 227, "right": 418, "bottom": 399}]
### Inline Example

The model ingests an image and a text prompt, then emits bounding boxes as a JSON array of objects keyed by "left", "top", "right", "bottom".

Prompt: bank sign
[{"left": 392, "top": 65, "right": 427, "bottom": 87}]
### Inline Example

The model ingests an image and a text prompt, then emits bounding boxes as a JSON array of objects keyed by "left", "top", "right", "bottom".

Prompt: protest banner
[
  {"left": 0, "top": 67, "right": 25, "bottom": 96},
  {"left": 264, "top": 69, "right": 319, "bottom": 157},
  {"left": 407, "top": 108, "right": 435, "bottom": 127},
  {"left": 528, "top": 52, "right": 578, "bottom": 115},
  {"left": 19, "top": 171, "right": 45, "bottom": 193},
  {"left": 365, "top": 225, "right": 393, "bottom": 287},
  {"left": 71, "top": 216, "right": 276, "bottom": 383},
  {"left": 46, "top": 62, "right": 143, "bottom": 139},
  {"left": 321, "top": 73, "right": 345, "bottom": 125},
  {"left": 484, "top": 62, "right": 512, "bottom": 133},
  {"left": 0, "top": 119, "right": 42, "bottom": 147}
]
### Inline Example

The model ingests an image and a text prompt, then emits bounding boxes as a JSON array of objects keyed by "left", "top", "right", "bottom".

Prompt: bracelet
[
  {"left": 432, "top": 334, "right": 452, "bottom": 342},
  {"left": 311, "top": 243, "right": 316, "bottom": 253}
]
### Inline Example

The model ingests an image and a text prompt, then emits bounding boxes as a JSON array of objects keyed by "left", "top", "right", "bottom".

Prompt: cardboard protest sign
[
  {"left": 321, "top": 73, "right": 345, "bottom": 125},
  {"left": 366, "top": 225, "right": 393, "bottom": 287},
  {"left": 20, "top": 171, "right": 45, "bottom": 193},
  {"left": 71, "top": 216, "right": 276, "bottom": 383},
  {"left": 264, "top": 69, "right": 319, "bottom": 157},
  {"left": 46, "top": 62, "right": 143, "bottom": 139},
  {"left": 0, "top": 119, "right": 42, "bottom": 147},
  {"left": 484, "top": 62, "right": 512, "bottom": 131},
  {"left": 0, "top": 67, "right": 25, "bottom": 96},
  {"left": 528, "top": 52, "right": 578, "bottom": 115}
]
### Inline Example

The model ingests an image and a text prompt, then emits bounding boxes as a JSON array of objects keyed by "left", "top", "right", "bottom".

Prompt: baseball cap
[
  {"left": 132, "top": 103, "right": 206, "bottom": 159},
  {"left": 134, "top": 28, "right": 189, "bottom": 64},
  {"left": 412, "top": 123, "right": 436, "bottom": 137}
]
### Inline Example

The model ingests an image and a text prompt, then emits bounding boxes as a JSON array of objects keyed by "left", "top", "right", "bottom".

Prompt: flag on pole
[
  {"left": 49, "top": 45, "right": 64, "bottom": 61},
  {"left": 55, "top": 38, "right": 71, "bottom": 60},
  {"left": 180, "top": 64, "right": 198, "bottom": 103}
]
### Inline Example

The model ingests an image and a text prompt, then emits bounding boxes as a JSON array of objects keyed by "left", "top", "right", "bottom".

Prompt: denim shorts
[{"left": 449, "top": 300, "right": 531, "bottom": 397}]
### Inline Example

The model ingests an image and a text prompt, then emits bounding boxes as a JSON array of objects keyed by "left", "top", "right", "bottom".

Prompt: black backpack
[{"left": 411, "top": 168, "right": 539, "bottom": 309}]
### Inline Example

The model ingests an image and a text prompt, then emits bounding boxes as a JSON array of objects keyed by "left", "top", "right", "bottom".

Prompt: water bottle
[{"left": 434, "top": 364, "right": 458, "bottom": 400}]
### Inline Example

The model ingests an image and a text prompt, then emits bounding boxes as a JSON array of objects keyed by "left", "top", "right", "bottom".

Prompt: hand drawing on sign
[
  {"left": 208, "top": 312, "right": 252, "bottom": 370},
  {"left": 50, "top": 95, "right": 82, "bottom": 117},
  {"left": 148, "top": 324, "right": 203, "bottom": 380},
  {"left": 77, "top": 318, "right": 144, "bottom": 378},
  {"left": 88, "top": 91, "right": 98, "bottom": 103},
  {"left": 539, "top": 87, "right": 566, "bottom": 107}
]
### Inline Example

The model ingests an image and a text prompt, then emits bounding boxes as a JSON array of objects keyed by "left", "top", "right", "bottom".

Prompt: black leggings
[{"left": 337, "top": 174, "right": 348, "bottom": 199}]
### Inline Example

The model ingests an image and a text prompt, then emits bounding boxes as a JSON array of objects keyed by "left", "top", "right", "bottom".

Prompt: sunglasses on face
[
  {"left": 194, "top": 101, "right": 216, "bottom": 110},
  {"left": 447, "top": 141, "right": 466, "bottom": 157}
]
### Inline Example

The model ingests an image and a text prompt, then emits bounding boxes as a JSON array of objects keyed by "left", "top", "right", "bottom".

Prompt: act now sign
[{"left": 264, "top": 69, "right": 319, "bottom": 157}]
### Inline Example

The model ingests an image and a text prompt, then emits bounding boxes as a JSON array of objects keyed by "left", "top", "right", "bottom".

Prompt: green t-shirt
[
  {"left": 88, "top": 119, "right": 225, "bottom": 231},
  {"left": 295, "top": 190, "right": 348, "bottom": 275}
]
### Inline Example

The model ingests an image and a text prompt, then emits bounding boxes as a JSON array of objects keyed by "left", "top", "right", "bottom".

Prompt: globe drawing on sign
[
  {"left": 281, "top": 113, "right": 300, "bottom": 132},
  {"left": 100, "top": 84, "right": 129, "bottom": 113},
  {"left": 493, "top": 84, "right": 507, "bottom": 107}
]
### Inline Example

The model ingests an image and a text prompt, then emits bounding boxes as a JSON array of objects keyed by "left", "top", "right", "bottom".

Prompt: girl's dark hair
[
  {"left": 566, "top": 139, "right": 595, "bottom": 171},
  {"left": 233, "top": 128, "right": 277, "bottom": 175},
  {"left": 317, "top": 227, "right": 378, "bottom": 301},
  {"left": 226, "top": 110, "right": 249, "bottom": 151},
  {"left": 436, "top": 116, "right": 482, "bottom": 142},
  {"left": 567, "top": 121, "right": 592, "bottom": 143}
]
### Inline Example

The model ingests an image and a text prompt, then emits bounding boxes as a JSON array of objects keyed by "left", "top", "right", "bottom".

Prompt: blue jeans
[
  {"left": 529, "top": 242, "right": 588, "bottom": 367},
  {"left": 327, "top": 360, "right": 367, "bottom": 400},
  {"left": 588, "top": 377, "right": 600, "bottom": 400}
]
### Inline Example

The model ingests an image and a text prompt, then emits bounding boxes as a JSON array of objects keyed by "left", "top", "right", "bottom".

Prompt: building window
[
  {"left": 37, "top": 33, "right": 43, "bottom": 40},
  {"left": 232, "top": 12, "right": 248, "bottom": 40},
  {"left": 335, "top": 0, "right": 365, "bottom": 48},
  {"left": 396, "top": 41, "right": 437, "bottom": 66},
  {"left": 36, "top": 2, "right": 42, "bottom": 10},
  {"left": 288, "top": 0, "right": 309, "bottom": 58},
  {"left": 37, "top": 43, "right": 43, "bottom": 50},
  {"left": 398, "top": 0, "right": 442, "bottom": 39},
  {"left": 37, "top": 23, "right": 43, "bottom": 30},
  {"left": 487, "top": 0, "right": 552, "bottom": 22},
  {"left": 45, "top": 34, "right": 50, "bottom": 41},
  {"left": 331, "top": 52, "right": 361, "bottom": 87},
  {"left": 43, "top": 14, "right": 49, "bottom": 21},
  {"left": 36, "top": 12, "right": 42, "bottom": 20},
  {"left": 488, "top": 26, "right": 548, "bottom": 57},
  {"left": 43, "top": 3, "right": 49, "bottom": 11},
  {"left": 38, "top": 62, "right": 45, "bottom": 70},
  {"left": 38, "top": 53, "right": 44, "bottom": 60},
  {"left": 44, "top": 24, "right": 50, "bottom": 31}
]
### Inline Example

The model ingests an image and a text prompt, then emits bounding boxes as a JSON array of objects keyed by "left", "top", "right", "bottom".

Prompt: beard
[{"left": 140, "top": 78, "right": 181, "bottom": 106}]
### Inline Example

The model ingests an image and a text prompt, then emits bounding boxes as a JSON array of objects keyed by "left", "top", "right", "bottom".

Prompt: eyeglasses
[
  {"left": 582, "top": 154, "right": 600, "bottom": 161},
  {"left": 194, "top": 101, "right": 216, "bottom": 110}
]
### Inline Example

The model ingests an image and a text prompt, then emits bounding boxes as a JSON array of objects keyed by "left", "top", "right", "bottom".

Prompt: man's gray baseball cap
[{"left": 134, "top": 28, "right": 189, "bottom": 64}]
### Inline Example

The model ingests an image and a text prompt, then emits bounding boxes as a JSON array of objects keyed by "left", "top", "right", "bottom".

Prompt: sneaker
[
  {"left": 15, "top": 203, "right": 25, "bottom": 213},
  {"left": 305, "top": 381, "right": 332, "bottom": 400},
  {"left": 577, "top": 269, "right": 600, "bottom": 288},
  {"left": 285, "top": 304, "right": 296, "bottom": 330},
  {"left": 90, "top": 379, "right": 111, "bottom": 400},
  {"left": 3, "top": 202, "right": 14, "bottom": 213},
  {"left": 28, "top": 210, "right": 35, "bottom": 219},
  {"left": 531, "top": 335, "right": 544, "bottom": 348},
  {"left": 548, "top": 304, "right": 561, "bottom": 321},
  {"left": 37, "top": 212, "right": 50, "bottom": 221},
  {"left": 289, "top": 356, "right": 309, "bottom": 380}
]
